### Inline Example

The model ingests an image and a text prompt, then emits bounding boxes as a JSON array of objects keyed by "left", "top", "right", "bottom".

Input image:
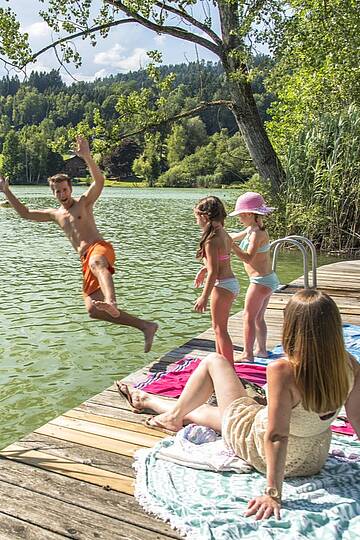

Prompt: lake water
[{"left": 0, "top": 186, "right": 341, "bottom": 447}]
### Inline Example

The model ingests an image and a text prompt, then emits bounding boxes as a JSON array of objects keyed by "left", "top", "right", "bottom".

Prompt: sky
[{"left": 1, "top": 0, "right": 219, "bottom": 83}]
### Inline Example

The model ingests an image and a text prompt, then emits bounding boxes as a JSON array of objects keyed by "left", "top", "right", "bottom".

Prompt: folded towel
[{"left": 157, "top": 424, "right": 252, "bottom": 473}]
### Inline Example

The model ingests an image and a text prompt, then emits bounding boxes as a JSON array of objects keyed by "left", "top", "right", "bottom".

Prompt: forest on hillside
[
  {"left": 0, "top": 1, "right": 359, "bottom": 252},
  {"left": 0, "top": 57, "right": 272, "bottom": 186}
]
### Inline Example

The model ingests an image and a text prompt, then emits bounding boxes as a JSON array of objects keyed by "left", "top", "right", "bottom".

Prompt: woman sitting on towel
[{"left": 117, "top": 289, "right": 360, "bottom": 520}]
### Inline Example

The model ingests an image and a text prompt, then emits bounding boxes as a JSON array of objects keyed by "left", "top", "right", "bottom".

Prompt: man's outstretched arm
[
  {"left": 0, "top": 176, "right": 55, "bottom": 222},
  {"left": 75, "top": 137, "right": 105, "bottom": 205}
]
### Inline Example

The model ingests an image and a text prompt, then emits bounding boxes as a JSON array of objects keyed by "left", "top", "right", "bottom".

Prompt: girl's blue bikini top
[{"left": 240, "top": 232, "right": 270, "bottom": 253}]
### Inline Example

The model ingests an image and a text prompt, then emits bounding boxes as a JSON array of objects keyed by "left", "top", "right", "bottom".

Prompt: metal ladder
[{"left": 270, "top": 235, "right": 317, "bottom": 289}]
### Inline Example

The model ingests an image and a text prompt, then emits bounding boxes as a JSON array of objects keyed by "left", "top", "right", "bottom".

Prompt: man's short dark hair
[{"left": 48, "top": 174, "right": 72, "bottom": 190}]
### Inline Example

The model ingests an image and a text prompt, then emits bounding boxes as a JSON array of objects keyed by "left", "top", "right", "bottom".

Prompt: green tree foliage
[
  {"left": 166, "top": 124, "right": 187, "bottom": 167},
  {"left": 158, "top": 130, "right": 255, "bottom": 187},
  {"left": 1, "top": 129, "right": 25, "bottom": 180},
  {"left": 2, "top": 122, "right": 63, "bottom": 183},
  {"left": 100, "top": 139, "right": 140, "bottom": 178},
  {"left": 267, "top": 0, "right": 360, "bottom": 151},
  {"left": 280, "top": 105, "right": 360, "bottom": 252},
  {"left": 132, "top": 132, "right": 163, "bottom": 187},
  {"left": 0, "top": 0, "right": 285, "bottom": 189}
]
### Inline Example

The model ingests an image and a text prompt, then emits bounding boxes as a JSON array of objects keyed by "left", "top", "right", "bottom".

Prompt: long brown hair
[
  {"left": 254, "top": 214, "right": 266, "bottom": 231},
  {"left": 195, "top": 196, "right": 227, "bottom": 258},
  {"left": 282, "top": 289, "right": 350, "bottom": 413}
]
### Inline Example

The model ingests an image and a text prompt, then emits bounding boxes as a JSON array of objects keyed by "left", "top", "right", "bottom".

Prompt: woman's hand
[
  {"left": 194, "top": 294, "right": 208, "bottom": 313},
  {"left": 244, "top": 495, "right": 281, "bottom": 520},
  {"left": 194, "top": 267, "right": 207, "bottom": 288}
]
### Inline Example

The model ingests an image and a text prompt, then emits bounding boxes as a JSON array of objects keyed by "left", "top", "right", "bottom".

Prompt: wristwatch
[{"left": 264, "top": 486, "right": 281, "bottom": 501}]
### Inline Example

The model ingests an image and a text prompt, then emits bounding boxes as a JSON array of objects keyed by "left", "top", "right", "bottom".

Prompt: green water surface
[{"left": 0, "top": 186, "right": 342, "bottom": 447}]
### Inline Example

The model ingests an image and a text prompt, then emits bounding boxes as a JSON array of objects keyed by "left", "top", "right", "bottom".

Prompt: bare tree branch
[
  {"left": 24, "top": 18, "right": 137, "bottom": 67},
  {"left": 153, "top": 1, "right": 222, "bottom": 45},
  {"left": 121, "top": 99, "right": 234, "bottom": 139},
  {"left": 107, "top": 1, "right": 221, "bottom": 56}
]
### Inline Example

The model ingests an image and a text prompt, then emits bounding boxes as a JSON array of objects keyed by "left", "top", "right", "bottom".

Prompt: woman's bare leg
[
  {"left": 211, "top": 287, "right": 235, "bottom": 364},
  {"left": 143, "top": 352, "right": 247, "bottom": 431},
  {"left": 123, "top": 389, "right": 223, "bottom": 431}
]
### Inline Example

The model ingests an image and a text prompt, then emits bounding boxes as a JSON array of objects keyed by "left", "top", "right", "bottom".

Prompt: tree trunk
[{"left": 217, "top": 1, "right": 285, "bottom": 192}]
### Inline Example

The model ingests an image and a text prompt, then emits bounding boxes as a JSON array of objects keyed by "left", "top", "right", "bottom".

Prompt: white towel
[{"left": 157, "top": 424, "right": 252, "bottom": 473}]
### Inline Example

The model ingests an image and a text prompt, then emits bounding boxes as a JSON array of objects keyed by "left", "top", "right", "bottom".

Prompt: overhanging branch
[
  {"left": 107, "top": 0, "right": 221, "bottom": 56},
  {"left": 153, "top": 1, "right": 222, "bottom": 46},
  {"left": 121, "top": 99, "right": 234, "bottom": 139},
  {"left": 25, "top": 19, "right": 137, "bottom": 67}
]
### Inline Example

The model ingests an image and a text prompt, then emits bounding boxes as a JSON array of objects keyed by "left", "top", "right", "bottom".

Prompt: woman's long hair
[
  {"left": 195, "top": 196, "right": 227, "bottom": 259},
  {"left": 282, "top": 289, "right": 350, "bottom": 413}
]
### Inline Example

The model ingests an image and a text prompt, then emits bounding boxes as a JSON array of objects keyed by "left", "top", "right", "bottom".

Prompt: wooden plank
[
  {"left": 1, "top": 444, "right": 134, "bottom": 494},
  {"left": 0, "top": 513, "right": 65, "bottom": 540},
  {"left": 0, "top": 476, "right": 174, "bottom": 540},
  {"left": 0, "top": 458, "right": 178, "bottom": 538},
  {"left": 35, "top": 422, "right": 143, "bottom": 457},
  {"left": 49, "top": 415, "right": 162, "bottom": 447},
  {"left": 64, "top": 409, "right": 166, "bottom": 438},
  {"left": 19, "top": 432, "right": 136, "bottom": 477}
]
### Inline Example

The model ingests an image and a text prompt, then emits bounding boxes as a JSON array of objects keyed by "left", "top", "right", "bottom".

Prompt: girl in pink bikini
[{"left": 193, "top": 196, "right": 239, "bottom": 364}]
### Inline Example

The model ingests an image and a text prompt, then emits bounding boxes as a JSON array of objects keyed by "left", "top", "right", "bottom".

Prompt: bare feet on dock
[
  {"left": 234, "top": 351, "right": 254, "bottom": 363},
  {"left": 143, "top": 322, "right": 158, "bottom": 353},
  {"left": 92, "top": 300, "right": 120, "bottom": 318},
  {"left": 115, "top": 382, "right": 149, "bottom": 412},
  {"left": 254, "top": 350, "right": 269, "bottom": 359},
  {"left": 147, "top": 412, "right": 183, "bottom": 433}
]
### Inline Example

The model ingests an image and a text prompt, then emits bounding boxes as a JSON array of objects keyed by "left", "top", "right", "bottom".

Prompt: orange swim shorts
[{"left": 80, "top": 240, "right": 116, "bottom": 297}]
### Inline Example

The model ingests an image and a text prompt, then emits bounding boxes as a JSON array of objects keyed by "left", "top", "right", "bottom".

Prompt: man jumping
[{"left": 0, "top": 137, "right": 158, "bottom": 352}]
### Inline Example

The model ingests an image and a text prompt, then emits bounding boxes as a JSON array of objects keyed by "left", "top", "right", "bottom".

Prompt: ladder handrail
[
  {"left": 271, "top": 238, "right": 310, "bottom": 288},
  {"left": 285, "top": 235, "right": 317, "bottom": 288}
]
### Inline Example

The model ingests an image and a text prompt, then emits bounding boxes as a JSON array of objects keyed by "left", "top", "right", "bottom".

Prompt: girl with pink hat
[
  {"left": 229, "top": 192, "right": 279, "bottom": 362},
  {"left": 193, "top": 196, "right": 239, "bottom": 364}
]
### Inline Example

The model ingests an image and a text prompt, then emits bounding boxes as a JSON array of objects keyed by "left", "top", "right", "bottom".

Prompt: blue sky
[{"left": 1, "top": 0, "right": 220, "bottom": 83}]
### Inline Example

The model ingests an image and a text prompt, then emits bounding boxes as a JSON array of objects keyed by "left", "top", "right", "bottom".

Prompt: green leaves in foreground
[{"left": 0, "top": 7, "right": 32, "bottom": 68}]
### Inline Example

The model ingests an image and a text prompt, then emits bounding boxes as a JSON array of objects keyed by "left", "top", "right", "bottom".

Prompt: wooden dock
[{"left": 0, "top": 260, "right": 359, "bottom": 539}]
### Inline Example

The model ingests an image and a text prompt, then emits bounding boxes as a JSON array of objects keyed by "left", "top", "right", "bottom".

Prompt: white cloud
[
  {"left": 94, "top": 44, "right": 126, "bottom": 66},
  {"left": 94, "top": 68, "right": 108, "bottom": 79},
  {"left": 23, "top": 21, "right": 51, "bottom": 38},
  {"left": 94, "top": 44, "right": 148, "bottom": 71}
]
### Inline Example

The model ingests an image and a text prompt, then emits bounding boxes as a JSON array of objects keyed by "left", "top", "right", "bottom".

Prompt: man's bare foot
[
  {"left": 146, "top": 412, "right": 183, "bottom": 432},
  {"left": 92, "top": 300, "right": 120, "bottom": 318},
  {"left": 143, "top": 322, "right": 158, "bottom": 353},
  {"left": 115, "top": 382, "right": 150, "bottom": 412},
  {"left": 254, "top": 350, "right": 269, "bottom": 359},
  {"left": 234, "top": 351, "right": 254, "bottom": 363}
]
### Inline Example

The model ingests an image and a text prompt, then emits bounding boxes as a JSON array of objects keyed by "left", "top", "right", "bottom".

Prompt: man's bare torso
[{"left": 54, "top": 196, "right": 104, "bottom": 256}]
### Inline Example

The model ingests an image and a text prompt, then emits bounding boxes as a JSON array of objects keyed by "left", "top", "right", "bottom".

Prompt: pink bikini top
[{"left": 218, "top": 253, "right": 230, "bottom": 262}]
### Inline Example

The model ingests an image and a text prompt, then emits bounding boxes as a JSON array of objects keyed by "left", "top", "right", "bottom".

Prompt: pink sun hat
[{"left": 229, "top": 192, "right": 275, "bottom": 216}]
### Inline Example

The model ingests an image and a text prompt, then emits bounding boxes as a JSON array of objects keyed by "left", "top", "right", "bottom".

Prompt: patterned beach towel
[
  {"left": 136, "top": 324, "right": 360, "bottom": 395},
  {"left": 135, "top": 324, "right": 360, "bottom": 437},
  {"left": 134, "top": 434, "right": 360, "bottom": 540}
]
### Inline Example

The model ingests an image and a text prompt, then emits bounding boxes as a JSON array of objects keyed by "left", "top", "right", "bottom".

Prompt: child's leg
[
  {"left": 210, "top": 287, "right": 235, "bottom": 363},
  {"left": 142, "top": 352, "right": 247, "bottom": 431},
  {"left": 254, "top": 293, "right": 271, "bottom": 357},
  {"left": 84, "top": 290, "right": 158, "bottom": 353},
  {"left": 240, "top": 284, "right": 272, "bottom": 362}
]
